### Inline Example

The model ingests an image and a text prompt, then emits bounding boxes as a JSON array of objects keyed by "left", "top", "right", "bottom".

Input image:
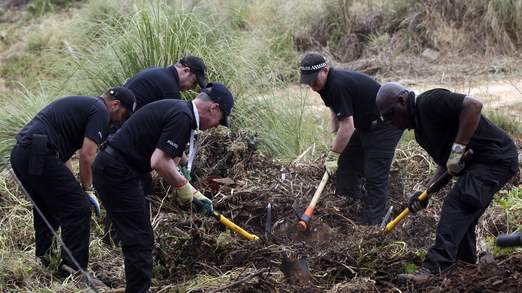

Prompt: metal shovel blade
[
  {"left": 380, "top": 206, "right": 394, "bottom": 230},
  {"left": 280, "top": 256, "right": 311, "bottom": 285}
]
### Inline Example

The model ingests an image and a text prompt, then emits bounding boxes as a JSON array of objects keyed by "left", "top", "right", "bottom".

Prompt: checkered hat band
[{"left": 300, "top": 62, "right": 326, "bottom": 71}]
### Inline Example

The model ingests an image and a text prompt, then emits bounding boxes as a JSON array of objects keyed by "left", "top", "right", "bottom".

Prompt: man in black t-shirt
[
  {"left": 124, "top": 55, "right": 207, "bottom": 109},
  {"left": 99, "top": 56, "right": 207, "bottom": 245},
  {"left": 299, "top": 52, "right": 403, "bottom": 225},
  {"left": 10, "top": 87, "right": 136, "bottom": 274},
  {"left": 376, "top": 82, "right": 518, "bottom": 283},
  {"left": 92, "top": 82, "right": 234, "bottom": 293}
]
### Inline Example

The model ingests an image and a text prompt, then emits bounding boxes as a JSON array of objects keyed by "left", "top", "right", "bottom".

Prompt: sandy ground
[{"left": 287, "top": 76, "right": 522, "bottom": 123}]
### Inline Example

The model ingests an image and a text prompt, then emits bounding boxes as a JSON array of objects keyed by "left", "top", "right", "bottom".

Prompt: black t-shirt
[
  {"left": 413, "top": 89, "right": 516, "bottom": 165},
  {"left": 124, "top": 66, "right": 181, "bottom": 109},
  {"left": 318, "top": 68, "right": 381, "bottom": 131},
  {"left": 16, "top": 96, "right": 109, "bottom": 162},
  {"left": 108, "top": 99, "right": 195, "bottom": 173}
]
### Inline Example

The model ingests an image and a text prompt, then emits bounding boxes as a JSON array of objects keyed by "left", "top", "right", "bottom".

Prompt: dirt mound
[{"left": 98, "top": 129, "right": 521, "bottom": 292}]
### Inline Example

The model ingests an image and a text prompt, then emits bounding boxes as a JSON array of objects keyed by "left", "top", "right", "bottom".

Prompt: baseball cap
[
  {"left": 179, "top": 55, "right": 207, "bottom": 88},
  {"left": 202, "top": 82, "right": 234, "bottom": 127},
  {"left": 107, "top": 87, "right": 137, "bottom": 114},
  {"left": 299, "top": 52, "right": 327, "bottom": 85}
]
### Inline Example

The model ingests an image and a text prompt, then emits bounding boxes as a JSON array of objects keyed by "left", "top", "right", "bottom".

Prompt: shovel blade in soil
[{"left": 280, "top": 256, "right": 311, "bottom": 285}]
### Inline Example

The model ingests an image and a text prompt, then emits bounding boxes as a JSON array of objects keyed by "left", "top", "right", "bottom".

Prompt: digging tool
[
  {"left": 193, "top": 200, "right": 259, "bottom": 241},
  {"left": 265, "top": 202, "right": 272, "bottom": 241},
  {"left": 380, "top": 206, "right": 394, "bottom": 229},
  {"left": 280, "top": 256, "right": 311, "bottom": 285},
  {"left": 297, "top": 171, "right": 329, "bottom": 232},
  {"left": 384, "top": 150, "right": 473, "bottom": 233},
  {"left": 496, "top": 232, "right": 522, "bottom": 247}
]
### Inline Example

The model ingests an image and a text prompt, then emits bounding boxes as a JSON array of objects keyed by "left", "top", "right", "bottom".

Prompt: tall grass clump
[
  {"left": 484, "top": 110, "right": 522, "bottom": 136},
  {"left": 78, "top": 1, "right": 323, "bottom": 159},
  {"left": 0, "top": 87, "right": 54, "bottom": 164},
  {"left": 80, "top": 4, "right": 247, "bottom": 95}
]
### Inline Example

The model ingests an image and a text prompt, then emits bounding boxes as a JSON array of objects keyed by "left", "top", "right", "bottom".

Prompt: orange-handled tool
[{"left": 297, "top": 171, "right": 329, "bottom": 231}]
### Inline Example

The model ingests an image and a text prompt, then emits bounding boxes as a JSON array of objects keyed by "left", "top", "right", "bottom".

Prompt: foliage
[
  {"left": 484, "top": 110, "right": 522, "bottom": 136},
  {"left": 26, "top": 0, "right": 78, "bottom": 16},
  {"left": 297, "top": 0, "right": 522, "bottom": 61},
  {"left": 0, "top": 87, "right": 54, "bottom": 164}
]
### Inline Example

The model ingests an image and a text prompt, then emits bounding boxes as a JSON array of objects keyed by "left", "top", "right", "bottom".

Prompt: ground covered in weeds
[{"left": 88, "top": 128, "right": 522, "bottom": 292}]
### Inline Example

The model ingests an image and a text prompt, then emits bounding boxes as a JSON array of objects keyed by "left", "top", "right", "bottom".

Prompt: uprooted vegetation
[
  {"left": 1, "top": 0, "right": 522, "bottom": 291},
  {"left": 1, "top": 129, "right": 520, "bottom": 292}
]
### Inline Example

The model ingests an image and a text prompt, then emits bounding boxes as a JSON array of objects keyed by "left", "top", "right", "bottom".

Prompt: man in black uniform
[
  {"left": 375, "top": 82, "right": 518, "bottom": 282},
  {"left": 92, "top": 82, "right": 234, "bottom": 293},
  {"left": 299, "top": 52, "right": 403, "bottom": 225},
  {"left": 124, "top": 55, "right": 207, "bottom": 109},
  {"left": 100, "top": 56, "right": 207, "bottom": 245},
  {"left": 10, "top": 87, "right": 136, "bottom": 274}
]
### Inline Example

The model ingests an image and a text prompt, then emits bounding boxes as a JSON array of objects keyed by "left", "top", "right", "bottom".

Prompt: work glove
[
  {"left": 446, "top": 143, "right": 466, "bottom": 176},
  {"left": 193, "top": 191, "right": 214, "bottom": 216},
  {"left": 175, "top": 180, "right": 195, "bottom": 204},
  {"left": 180, "top": 166, "right": 192, "bottom": 181},
  {"left": 408, "top": 191, "right": 427, "bottom": 214},
  {"left": 85, "top": 190, "right": 100, "bottom": 217},
  {"left": 324, "top": 150, "right": 341, "bottom": 176}
]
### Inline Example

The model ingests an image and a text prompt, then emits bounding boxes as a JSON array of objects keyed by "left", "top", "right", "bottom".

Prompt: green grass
[
  {"left": 484, "top": 110, "right": 522, "bottom": 136},
  {"left": 0, "top": 87, "right": 55, "bottom": 165}
]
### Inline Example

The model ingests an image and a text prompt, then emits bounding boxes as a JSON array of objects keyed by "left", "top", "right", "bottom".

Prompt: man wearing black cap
[
  {"left": 124, "top": 55, "right": 207, "bottom": 109},
  {"left": 376, "top": 83, "right": 518, "bottom": 282},
  {"left": 100, "top": 56, "right": 207, "bottom": 245},
  {"left": 10, "top": 87, "right": 135, "bottom": 275},
  {"left": 299, "top": 52, "right": 403, "bottom": 225},
  {"left": 92, "top": 82, "right": 233, "bottom": 293}
]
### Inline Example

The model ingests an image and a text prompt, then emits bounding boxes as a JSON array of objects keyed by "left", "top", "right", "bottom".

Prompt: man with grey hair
[
  {"left": 376, "top": 82, "right": 518, "bottom": 282},
  {"left": 299, "top": 52, "right": 403, "bottom": 225},
  {"left": 92, "top": 82, "right": 233, "bottom": 292}
]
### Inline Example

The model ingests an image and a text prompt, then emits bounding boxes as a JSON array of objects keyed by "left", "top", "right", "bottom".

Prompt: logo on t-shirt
[
  {"left": 167, "top": 140, "right": 179, "bottom": 149},
  {"left": 98, "top": 131, "right": 103, "bottom": 139}
]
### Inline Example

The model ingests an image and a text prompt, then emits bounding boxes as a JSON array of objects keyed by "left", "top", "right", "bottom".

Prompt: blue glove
[
  {"left": 193, "top": 191, "right": 213, "bottom": 216},
  {"left": 180, "top": 166, "right": 192, "bottom": 181},
  {"left": 85, "top": 190, "right": 100, "bottom": 217}
]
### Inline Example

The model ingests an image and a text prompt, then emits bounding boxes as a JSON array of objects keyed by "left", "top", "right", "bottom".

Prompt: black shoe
[{"left": 398, "top": 266, "right": 434, "bottom": 284}]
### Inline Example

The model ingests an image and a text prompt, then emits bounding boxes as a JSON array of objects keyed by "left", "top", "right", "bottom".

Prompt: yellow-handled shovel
[
  {"left": 193, "top": 199, "right": 259, "bottom": 241},
  {"left": 384, "top": 149, "right": 473, "bottom": 233},
  {"left": 211, "top": 210, "right": 260, "bottom": 241}
]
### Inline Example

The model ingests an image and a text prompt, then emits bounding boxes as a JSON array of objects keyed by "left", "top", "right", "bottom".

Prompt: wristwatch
[{"left": 452, "top": 143, "right": 466, "bottom": 153}]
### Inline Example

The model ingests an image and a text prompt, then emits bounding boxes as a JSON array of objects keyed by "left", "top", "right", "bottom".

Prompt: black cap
[
  {"left": 299, "top": 53, "right": 327, "bottom": 85},
  {"left": 107, "top": 87, "right": 137, "bottom": 114},
  {"left": 179, "top": 55, "right": 207, "bottom": 88},
  {"left": 202, "top": 82, "right": 234, "bottom": 127}
]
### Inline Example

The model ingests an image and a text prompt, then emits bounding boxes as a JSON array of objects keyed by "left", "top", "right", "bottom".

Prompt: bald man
[{"left": 376, "top": 83, "right": 518, "bottom": 282}]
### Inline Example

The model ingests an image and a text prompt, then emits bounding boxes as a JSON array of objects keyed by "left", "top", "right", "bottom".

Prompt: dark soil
[{"left": 96, "top": 128, "right": 522, "bottom": 292}]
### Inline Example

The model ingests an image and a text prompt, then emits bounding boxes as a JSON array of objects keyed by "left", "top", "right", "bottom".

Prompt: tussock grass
[
  {"left": 484, "top": 110, "right": 522, "bottom": 136},
  {"left": 0, "top": 87, "right": 54, "bottom": 164}
]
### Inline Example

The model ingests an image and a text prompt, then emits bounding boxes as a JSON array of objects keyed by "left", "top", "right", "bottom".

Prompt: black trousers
[
  {"left": 103, "top": 172, "right": 152, "bottom": 245},
  {"left": 10, "top": 144, "right": 91, "bottom": 270},
  {"left": 93, "top": 150, "right": 153, "bottom": 293},
  {"left": 423, "top": 156, "right": 518, "bottom": 272},
  {"left": 103, "top": 127, "right": 152, "bottom": 245},
  {"left": 336, "top": 123, "right": 403, "bottom": 225}
]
